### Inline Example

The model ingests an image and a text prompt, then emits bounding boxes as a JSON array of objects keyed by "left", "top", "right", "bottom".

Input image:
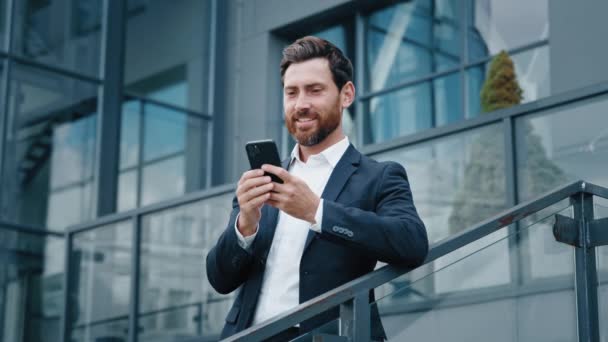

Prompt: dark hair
[{"left": 280, "top": 36, "right": 353, "bottom": 90}]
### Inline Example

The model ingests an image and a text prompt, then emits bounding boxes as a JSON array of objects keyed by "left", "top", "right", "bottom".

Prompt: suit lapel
[
  {"left": 303, "top": 145, "right": 361, "bottom": 252},
  {"left": 253, "top": 158, "right": 292, "bottom": 260}
]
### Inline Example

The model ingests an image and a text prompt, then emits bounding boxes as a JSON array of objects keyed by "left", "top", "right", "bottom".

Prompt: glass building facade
[{"left": 0, "top": 0, "right": 607, "bottom": 341}]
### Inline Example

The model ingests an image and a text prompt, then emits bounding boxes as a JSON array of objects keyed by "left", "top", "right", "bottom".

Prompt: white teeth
[{"left": 297, "top": 118, "right": 313, "bottom": 122}]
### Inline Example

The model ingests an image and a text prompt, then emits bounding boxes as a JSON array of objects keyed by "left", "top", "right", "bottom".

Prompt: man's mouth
[{"left": 296, "top": 117, "right": 315, "bottom": 122}]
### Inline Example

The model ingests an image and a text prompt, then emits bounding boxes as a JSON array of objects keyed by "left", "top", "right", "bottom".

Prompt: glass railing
[
  {"left": 228, "top": 181, "right": 608, "bottom": 342},
  {"left": 595, "top": 203, "right": 608, "bottom": 342},
  {"left": 64, "top": 187, "right": 236, "bottom": 342},
  {"left": 372, "top": 205, "right": 576, "bottom": 341}
]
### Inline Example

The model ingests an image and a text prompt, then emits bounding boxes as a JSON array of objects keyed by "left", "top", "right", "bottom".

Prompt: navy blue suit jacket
[{"left": 206, "top": 144, "right": 428, "bottom": 340}]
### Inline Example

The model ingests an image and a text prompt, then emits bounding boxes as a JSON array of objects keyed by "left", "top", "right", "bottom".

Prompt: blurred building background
[{"left": 0, "top": 0, "right": 607, "bottom": 341}]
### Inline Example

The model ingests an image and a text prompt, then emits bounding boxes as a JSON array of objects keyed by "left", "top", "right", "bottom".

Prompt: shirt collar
[{"left": 290, "top": 137, "right": 350, "bottom": 168}]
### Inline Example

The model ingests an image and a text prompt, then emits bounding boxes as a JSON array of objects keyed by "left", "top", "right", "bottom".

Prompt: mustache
[{"left": 292, "top": 110, "right": 319, "bottom": 120}]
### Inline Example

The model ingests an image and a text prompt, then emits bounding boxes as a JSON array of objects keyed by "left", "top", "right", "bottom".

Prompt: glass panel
[
  {"left": 124, "top": 0, "right": 213, "bottom": 112},
  {"left": 372, "top": 206, "right": 576, "bottom": 341},
  {"left": 141, "top": 156, "right": 185, "bottom": 206},
  {"left": 366, "top": 0, "right": 461, "bottom": 92},
  {"left": 596, "top": 202, "right": 608, "bottom": 342},
  {"left": 365, "top": 71, "right": 462, "bottom": 144},
  {"left": 117, "top": 170, "right": 137, "bottom": 212},
  {"left": 467, "top": 0, "right": 548, "bottom": 61},
  {"left": 366, "top": 81, "right": 432, "bottom": 144},
  {"left": 70, "top": 221, "right": 132, "bottom": 341},
  {"left": 433, "top": 72, "right": 463, "bottom": 126},
  {"left": 516, "top": 94, "right": 608, "bottom": 201},
  {"left": 143, "top": 103, "right": 186, "bottom": 162},
  {"left": 120, "top": 99, "right": 140, "bottom": 170},
  {"left": 12, "top": 0, "right": 103, "bottom": 76},
  {"left": 0, "top": 0, "right": 6, "bottom": 50},
  {"left": 0, "top": 226, "right": 64, "bottom": 342},
  {"left": 138, "top": 191, "right": 234, "bottom": 340},
  {"left": 118, "top": 97, "right": 210, "bottom": 210},
  {"left": 466, "top": 45, "right": 550, "bottom": 118},
  {"left": 372, "top": 123, "right": 506, "bottom": 243},
  {"left": 2, "top": 63, "right": 97, "bottom": 229}
]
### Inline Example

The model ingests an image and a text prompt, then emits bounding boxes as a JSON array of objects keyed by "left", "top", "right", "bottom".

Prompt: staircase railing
[{"left": 225, "top": 180, "right": 608, "bottom": 342}]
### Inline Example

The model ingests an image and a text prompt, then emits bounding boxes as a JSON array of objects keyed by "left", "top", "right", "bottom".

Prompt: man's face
[{"left": 283, "top": 58, "right": 343, "bottom": 146}]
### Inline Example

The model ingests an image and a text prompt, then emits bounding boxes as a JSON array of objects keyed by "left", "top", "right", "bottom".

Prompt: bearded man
[{"left": 207, "top": 36, "right": 428, "bottom": 341}]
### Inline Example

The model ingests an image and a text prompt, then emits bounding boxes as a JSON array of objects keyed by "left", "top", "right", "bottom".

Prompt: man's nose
[{"left": 294, "top": 94, "right": 311, "bottom": 111}]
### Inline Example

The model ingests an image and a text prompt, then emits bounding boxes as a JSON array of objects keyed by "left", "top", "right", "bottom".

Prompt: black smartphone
[{"left": 245, "top": 140, "right": 284, "bottom": 183}]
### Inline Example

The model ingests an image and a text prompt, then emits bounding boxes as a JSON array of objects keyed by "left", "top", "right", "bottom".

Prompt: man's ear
[{"left": 341, "top": 81, "right": 355, "bottom": 109}]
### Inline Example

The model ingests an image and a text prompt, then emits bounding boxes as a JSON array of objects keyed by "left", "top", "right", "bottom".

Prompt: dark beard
[{"left": 297, "top": 122, "right": 339, "bottom": 146}]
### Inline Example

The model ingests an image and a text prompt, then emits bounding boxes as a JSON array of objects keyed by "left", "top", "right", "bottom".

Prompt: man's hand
[
  {"left": 262, "top": 164, "right": 320, "bottom": 223},
  {"left": 236, "top": 169, "right": 274, "bottom": 236}
]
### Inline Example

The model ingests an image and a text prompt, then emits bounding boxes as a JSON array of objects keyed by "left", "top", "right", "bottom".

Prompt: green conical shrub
[{"left": 480, "top": 51, "right": 523, "bottom": 113}]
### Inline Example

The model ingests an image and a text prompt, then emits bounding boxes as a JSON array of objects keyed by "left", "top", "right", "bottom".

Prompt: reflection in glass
[
  {"left": 366, "top": 81, "right": 432, "bottom": 144},
  {"left": 118, "top": 96, "right": 210, "bottom": 210},
  {"left": 516, "top": 95, "right": 608, "bottom": 201},
  {"left": 2, "top": 64, "right": 97, "bottom": 229},
  {"left": 143, "top": 103, "right": 186, "bottom": 162},
  {"left": 0, "top": 226, "right": 64, "bottom": 342},
  {"left": 70, "top": 221, "right": 132, "bottom": 342},
  {"left": 598, "top": 239, "right": 607, "bottom": 342},
  {"left": 117, "top": 170, "right": 137, "bottom": 212},
  {"left": 124, "top": 0, "right": 213, "bottom": 112},
  {"left": 365, "top": 71, "right": 462, "bottom": 144},
  {"left": 467, "top": 46, "right": 550, "bottom": 118},
  {"left": 373, "top": 123, "right": 506, "bottom": 242},
  {"left": 596, "top": 202, "right": 608, "bottom": 342},
  {"left": 366, "top": 0, "right": 461, "bottom": 92},
  {"left": 0, "top": 0, "right": 6, "bottom": 50},
  {"left": 373, "top": 208, "right": 576, "bottom": 341},
  {"left": 120, "top": 100, "right": 140, "bottom": 169},
  {"left": 467, "top": 0, "right": 548, "bottom": 61},
  {"left": 433, "top": 72, "right": 462, "bottom": 126},
  {"left": 141, "top": 156, "right": 185, "bottom": 206},
  {"left": 12, "top": 0, "right": 103, "bottom": 76},
  {"left": 138, "top": 192, "right": 234, "bottom": 340}
]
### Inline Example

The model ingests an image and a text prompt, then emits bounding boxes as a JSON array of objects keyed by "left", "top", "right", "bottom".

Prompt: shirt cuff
[
  {"left": 310, "top": 199, "right": 323, "bottom": 233},
  {"left": 234, "top": 213, "right": 258, "bottom": 250}
]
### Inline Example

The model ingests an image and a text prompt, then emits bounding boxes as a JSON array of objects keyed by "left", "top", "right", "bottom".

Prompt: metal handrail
[{"left": 226, "top": 180, "right": 608, "bottom": 341}]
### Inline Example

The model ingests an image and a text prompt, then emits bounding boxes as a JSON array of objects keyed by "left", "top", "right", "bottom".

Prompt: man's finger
[
  {"left": 241, "top": 182, "right": 274, "bottom": 203},
  {"left": 238, "top": 169, "right": 265, "bottom": 185},
  {"left": 237, "top": 176, "right": 271, "bottom": 195},
  {"left": 262, "top": 164, "right": 292, "bottom": 182},
  {"left": 245, "top": 192, "right": 271, "bottom": 210}
]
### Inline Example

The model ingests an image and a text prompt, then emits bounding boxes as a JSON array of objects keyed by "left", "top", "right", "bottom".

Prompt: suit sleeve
[
  {"left": 320, "top": 162, "right": 429, "bottom": 267},
  {"left": 206, "top": 196, "right": 257, "bottom": 294}
]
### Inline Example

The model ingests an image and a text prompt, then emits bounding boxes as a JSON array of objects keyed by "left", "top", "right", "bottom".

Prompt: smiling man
[{"left": 206, "top": 36, "right": 428, "bottom": 341}]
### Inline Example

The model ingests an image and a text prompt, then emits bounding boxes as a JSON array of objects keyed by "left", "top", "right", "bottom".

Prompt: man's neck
[{"left": 298, "top": 131, "right": 345, "bottom": 163}]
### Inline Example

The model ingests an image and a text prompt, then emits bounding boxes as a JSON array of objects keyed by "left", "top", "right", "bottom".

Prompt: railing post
[
  {"left": 339, "top": 292, "right": 370, "bottom": 342},
  {"left": 571, "top": 191, "right": 600, "bottom": 342}
]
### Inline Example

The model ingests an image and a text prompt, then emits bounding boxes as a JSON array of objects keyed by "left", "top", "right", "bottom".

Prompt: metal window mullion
[
  {"left": 0, "top": 0, "right": 16, "bottom": 222},
  {"left": 571, "top": 192, "right": 600, "bottom": 342},
  {"left": 355, "top": 13, "right": 365, "bottom": 146},
  {"left": 128, "top": 214, "right": 142, "bottom": 342},
  {"left": 136, "top": 100, "right": 145, "bottom": 207},
  {"left": 504, "top": 116, "right": 525, "bottom": 295},
  {"left": 95, "top": 0, "right": 126, "bottom": 216},
  {"left": 60, "top": 232, "right": 74, "bottom": 342},
  {"left": 205, "top": 0, "right": 218, "bottom": 189},
  {"left": 461, "top": 0, "right": 468, "bottom": 119}
]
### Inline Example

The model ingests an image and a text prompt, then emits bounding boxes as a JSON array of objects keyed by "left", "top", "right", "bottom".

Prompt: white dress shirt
[{"left": 234, "top": 137, "right": 350, "bottom": 325}]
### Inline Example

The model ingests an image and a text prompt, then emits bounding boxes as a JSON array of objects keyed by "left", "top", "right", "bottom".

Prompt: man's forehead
[{"left": 283, "top": 58, "right": 332, "bottom": 85}]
